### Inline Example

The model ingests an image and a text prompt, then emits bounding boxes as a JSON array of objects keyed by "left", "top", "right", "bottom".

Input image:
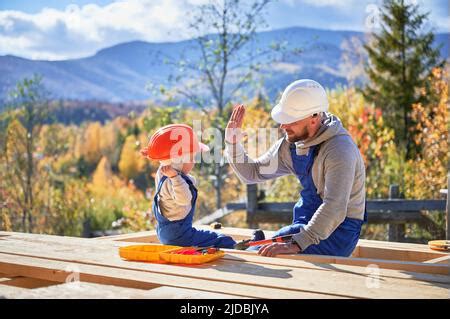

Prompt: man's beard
[{"left": 285, "top": 128, "right": 308, "bottom": 143}]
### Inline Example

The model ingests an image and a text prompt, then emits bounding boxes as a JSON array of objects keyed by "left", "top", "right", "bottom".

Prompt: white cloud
[
  {"left": 1, "top": 0, "right": 447, "bottom": 60},
  {"left": 281, "top": 0, "right": 361, "bottom": 9},
  {"left": 0, "top": 0, "right": 196, "bottom": 60}
]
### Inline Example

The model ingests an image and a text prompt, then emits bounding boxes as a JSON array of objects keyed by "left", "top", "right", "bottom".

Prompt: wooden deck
[{"left": 0, "top": 227, "right": 448, "bottom": 299}]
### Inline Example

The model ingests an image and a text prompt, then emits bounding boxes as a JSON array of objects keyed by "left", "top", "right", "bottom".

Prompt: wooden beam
[
  {"left": 250, "top": 210, "right": 427, "bottom": 224},
  {"left": 445, "top": 184, "right": 449, "bottom": 240},
  {"left": 251, "top": 200, "right": 447, "bottom": 212},
  {"left": 246, "top": 184, "right": 258, "bottom": 228},
  {"left": 0, "top": 253, "right": 338, "bottom": 299},
  {"left": 221, "top": 251, "right": 450, "bottom": 284},
  {"left": 388, "top": 185, "right": 404, "bottom": 242},
  {"left": 226, "top": 249, "right": 449, "bottom": 277},
  {"left": 0, "top": 282, "right": 245, "bottom": 299},
  {"left": 0, "top": 276, "right": 58, "bottom": 289},
  {"left": 423, "top": 255, "right": 450, "bottom": 264},
  {"left": 0, "top": 233, "right": 448, "bottom": 298}
]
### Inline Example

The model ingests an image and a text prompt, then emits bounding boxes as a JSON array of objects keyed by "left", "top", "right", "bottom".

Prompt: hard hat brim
[{"left": 271, "top": 103, "right": 302, "bottom": 124}]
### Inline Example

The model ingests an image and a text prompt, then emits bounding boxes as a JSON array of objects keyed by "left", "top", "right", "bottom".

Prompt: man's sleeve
[
  {"left": 225, "top": 138, "right": 292, "bottom": 184},
  {"left": 292, "top": 143, "right": 357, "bottom": 251}
]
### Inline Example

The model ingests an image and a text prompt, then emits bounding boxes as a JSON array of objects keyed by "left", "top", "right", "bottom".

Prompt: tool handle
[{"left": 246, "top": 234, "right": 293, "bottom": 247}]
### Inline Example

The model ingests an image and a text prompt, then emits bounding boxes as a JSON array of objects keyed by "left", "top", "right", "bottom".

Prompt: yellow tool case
[{"left": 119, "top": 244, "right": 225, "bottom": 264}]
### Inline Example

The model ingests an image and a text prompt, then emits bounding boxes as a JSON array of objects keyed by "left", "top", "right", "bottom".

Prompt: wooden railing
[{"left": 196, "top": 184, "right": 449, "bottom": 242}]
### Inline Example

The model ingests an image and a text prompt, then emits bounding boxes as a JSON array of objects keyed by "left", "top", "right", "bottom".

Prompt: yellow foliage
[
  {"left": 99, "top": 122, "right": 119, "bottom": 164},
  {"left": 118, "top": 135, "right": 146, "bottom": 181},
  {"left": 0, "top": 209, "right": 12, "bottom": 231},
  {"left": 92, "top": 156, "right": 114, "bottom": 188},
  {"left": 405, "top": 68, "right": 449, "bottom": 199},
  {"left": 329, "top": 88, "right": 399, "bottom": 198},
  {"left": 80, "top": 122, "right": 102, "bottom": 164}
]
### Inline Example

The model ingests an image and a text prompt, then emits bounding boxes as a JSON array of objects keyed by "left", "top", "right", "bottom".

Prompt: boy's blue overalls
[
  {"left": 153, "top": 173, "right": 236, "bottom": 248},
  {"left": 271, "top": 143, "right": 367, "bottom": 257}
]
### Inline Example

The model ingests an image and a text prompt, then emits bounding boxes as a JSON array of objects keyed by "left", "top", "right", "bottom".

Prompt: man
[{"left": 225, "top": 79, "right": 367, "bottom": 257}]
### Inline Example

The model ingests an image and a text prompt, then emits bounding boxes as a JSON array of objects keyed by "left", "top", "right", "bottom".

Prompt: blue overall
[
  {"left": 272, "top": 143, "right": 367, "bottom": 257},
  {"left": 152, "top": 173, "right": 236, "bottom": 248}
]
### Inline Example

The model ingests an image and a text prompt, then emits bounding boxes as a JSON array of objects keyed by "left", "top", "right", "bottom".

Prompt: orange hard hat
[{"left": 140, "top": 124, "right": 209, "bottom": 164}]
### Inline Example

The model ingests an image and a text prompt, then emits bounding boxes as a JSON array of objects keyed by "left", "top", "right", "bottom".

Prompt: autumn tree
[
  {"left": 118, "top": 135, "right": 146, "bottom": 182},
  {"left": 405, "top": 68, "right": 448, "bottom": 199},
  {"left": 99, "top": 122, "right": 120, "bottom": 167},
  {"left": 0, "top": 76, "right": 49, "bottom": 232},
  {"left": 82, "top": 122, "right": 103, "bottom": 165}
]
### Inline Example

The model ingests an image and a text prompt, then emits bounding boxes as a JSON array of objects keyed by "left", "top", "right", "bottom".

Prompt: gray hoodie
[{"left": 225, "top": 112, "right": 366, "bottom": 251}]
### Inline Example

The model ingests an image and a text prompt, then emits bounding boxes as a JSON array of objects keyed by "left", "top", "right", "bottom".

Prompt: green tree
[{"left": 362, "top": 0, "right": 444, "bottom": 158}]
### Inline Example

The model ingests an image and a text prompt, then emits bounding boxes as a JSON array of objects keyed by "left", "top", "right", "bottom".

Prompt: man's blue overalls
[
  {"left": 153, "top": 173, "right": 236, "bottom": 248},
  {"left": 272, "top": 143, "right": 367, "bottom": 257}
]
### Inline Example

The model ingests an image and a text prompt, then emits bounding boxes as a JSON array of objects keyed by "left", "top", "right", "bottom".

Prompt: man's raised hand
[{"left": 225, "top": 104, "right": 246, "bottom": 145}]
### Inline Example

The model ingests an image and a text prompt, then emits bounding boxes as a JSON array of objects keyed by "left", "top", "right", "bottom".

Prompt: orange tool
[
  {"left": 170, "top": 246, "right": 219, "bottom": 255},
  {"left": 234, "top": 234, "right": 294, "bottom": 250}
]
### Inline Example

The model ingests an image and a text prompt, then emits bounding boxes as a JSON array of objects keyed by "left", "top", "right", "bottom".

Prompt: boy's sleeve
[{"left": 164, "top": 175, "right": 193, "bottom": 206}]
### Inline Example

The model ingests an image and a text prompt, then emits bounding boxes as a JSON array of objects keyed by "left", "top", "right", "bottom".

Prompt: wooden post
[
  {"left": 82, "top": 218, "right": 91, "bottom": 238},
  {"left": 246, "top": 184, "right": 258, "bottom": 229},
  {"left": 446, "top": 174, "right": 449, "bottom": 240},
  {"left": 388, "top": 184, "right": 405, "bottom": 242}
]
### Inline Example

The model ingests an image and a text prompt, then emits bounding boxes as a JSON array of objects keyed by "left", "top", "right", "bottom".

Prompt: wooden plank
[
  {"left": 0, "top": 282, "right": 244, "bottom": 299},
  {"left": 357, "top": 246, "right": 447, "bottom": 263},
  {"left": 357, "top": 239, "right": 449, "bottom": 253},
  {"left": 445, "top": 185, "right": 449, "bottom": 240},
  {"left": 423, "top": 255, "right": 450, "bottom": 264},
  {"left": 246, "top": 184, "right": 258, "bottom": 228},
  {"left": 248, "top": 200, "right": 447, "bottom": 212},
  {"left": 0, "top": 234, "right": 447, "bottom": 298},
  {"left": 0, "top": 276, "right": 59, "bottom": 289},
  {"left": 357, "top": 239, "right": 432, "bottom": 251},
  {"left": 0, "top": 253, "right": 337, "bottom": 299},
  {"left": 102, "top": 229, "right": 447, "bottom": 264},
  {"left": 4, "top": 232, "right": 447, "bottom": 284},
  {"left": 226, "top": 249, "right": 449, "bottom": 277},
  {"left": 93, "top": 228, "right": 448, "bottom": 273},
  {"left": 146, "top": 286, "right": 249, "bottom": 299},
  {"left": 252, "top": 210, "right": 429, "bottom": 224},
  {"left": 2, "top": 230, "right": 446, "bottom": 270},
  {"left": 221, "top": 251, "right": 450, "bottom": 284},
  {"left": 96, "top": 227, "right": 275, "bottom": 243}
]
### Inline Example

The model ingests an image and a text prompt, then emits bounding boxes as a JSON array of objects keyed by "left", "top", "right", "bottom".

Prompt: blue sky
[{"left": 0, "top": 0, "right": 448, "bottom": 60}]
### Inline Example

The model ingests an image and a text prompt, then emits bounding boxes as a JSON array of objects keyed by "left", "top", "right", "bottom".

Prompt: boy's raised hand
[
  {"left": 161, "top": 165, "right": 178, "bottom": 178},
  {"left": 225, "top": 104, "right": 246, "bottom": 144}
]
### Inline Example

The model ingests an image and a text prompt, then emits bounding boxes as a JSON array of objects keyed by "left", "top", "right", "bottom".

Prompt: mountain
[{"left": 0, "top": 26, "right": 448, "bottom": 104}]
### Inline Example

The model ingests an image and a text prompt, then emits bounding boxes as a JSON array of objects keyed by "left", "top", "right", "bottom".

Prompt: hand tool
[{"left": 234, "top": 234, "right": 294, "bottom": 250}]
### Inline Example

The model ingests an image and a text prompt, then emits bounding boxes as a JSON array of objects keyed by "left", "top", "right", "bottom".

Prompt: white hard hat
[{"left": 271, "top": 79, "right": 329, "bottom": 124}]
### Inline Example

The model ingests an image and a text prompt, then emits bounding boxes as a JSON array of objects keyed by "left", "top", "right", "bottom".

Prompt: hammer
[{"left": 234, "top": 234, "right": 294, "bottom": 250}]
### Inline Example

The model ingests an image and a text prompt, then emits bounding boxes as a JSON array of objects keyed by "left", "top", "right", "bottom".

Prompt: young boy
[{"left": 140, "top": 123, "right": 237, "bottom": 248}]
